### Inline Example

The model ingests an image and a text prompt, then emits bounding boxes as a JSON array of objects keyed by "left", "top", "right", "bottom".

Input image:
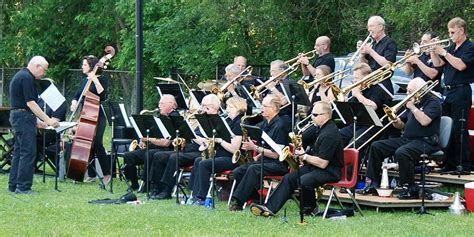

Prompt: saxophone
[
  {"left": 232, "top": 113, "right": 260, "bottom": 164},
  {"left": 278, "top": 122, "right": 314, "bottom": 170}
]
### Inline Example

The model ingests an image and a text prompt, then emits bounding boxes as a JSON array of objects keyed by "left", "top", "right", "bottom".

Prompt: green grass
[{"left": 1, "top": 174, "right": 474, "bottom": 236}]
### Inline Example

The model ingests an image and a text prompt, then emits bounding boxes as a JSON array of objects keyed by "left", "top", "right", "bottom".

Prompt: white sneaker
[{"left": 84, "top": 176, "right": 97, "bottom": 183}]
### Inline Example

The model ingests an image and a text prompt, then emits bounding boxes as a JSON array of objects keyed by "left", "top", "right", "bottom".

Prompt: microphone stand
[
  {"left": 259, "top": 140, "right": 265, "bottom": 205},
  {"left": 145, "top": 129, "right": 150, "bottom": 199},
  {"left": 42, "top": 102, "right": 47, "bottom": 183}
]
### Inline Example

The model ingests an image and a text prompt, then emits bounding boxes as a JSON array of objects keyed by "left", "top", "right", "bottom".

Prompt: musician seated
[
  {"left": 250, "top": 101, "right": 343, "bottom": 217},
  {"left": 357, "top": 78, "right": 441, "bottom": 199},
  {"left": 339, "top": 63, "right": 390, "bottom": 149},
  {"left": 149, "top": 94, "right": 220, "bottom": 200},
  {"left": 187, "top": 96, "right": 246, "bottom": 205},
  {"left": 228, "top": 94, "right": 289, "bottom": 211},
  {"left": 223, "top": 64, "right": 245, "bottom": 99},
  {"left": 123, "top": 94, "right": 178, "bottom": 192}
]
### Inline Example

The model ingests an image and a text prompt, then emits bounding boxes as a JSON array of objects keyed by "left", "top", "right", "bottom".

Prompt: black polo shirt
[
  {"left": 401, "top": 95, "right": 441, "bottom": 138},
  {"left": 257, "top": 115, "right": 288, "bottom": 160},
  {"left": 442, "top": 38, "right": 474, "bottom": 85},
  {"left": 365, "top": 35, "right": 397, "bottom": 94},
  {"left": 214, "top": 114, "right": 243, "bottom": 157},
  {"left": 303, "top": 53, "right": 336, "bottom": 82},
  {"left": 9, "top": 68, "right": 38, "bottom": 111},
  {"left": 307, "top": 120, "right": 343, "bottom": 168},
  {"left": 73, "top": 75, "right": 109, "bottom": 102},
  {"left": 348, "top": 84, "right": 389, "bottom": 116},
  {"left": 412, "top": 53, "right": 442, "bottom": 92}
]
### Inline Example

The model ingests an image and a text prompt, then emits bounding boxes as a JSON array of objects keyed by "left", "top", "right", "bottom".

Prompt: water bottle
[{"left": 204, "top": 195, "right": 213, "bottom": 208}]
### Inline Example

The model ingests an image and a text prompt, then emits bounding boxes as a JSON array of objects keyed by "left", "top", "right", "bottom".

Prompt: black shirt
[
  {"left": 257, "top": 115, "right": 288, "bottom": 161},
  {"left": 307, "top": 120, "right": 343, "bottom": 168},
  {"left": 214, "top": 114, "right": 243, "bottom": 157},
  {"left": 412, "top": 53, "right": 442, "bottom": 92},
  {"left": 304, "top": 53, "right": 336, "bottom": 82},
  {"left": 401, "top": 95, "right": 441, "bottom": 139},
  {"left": 442, "top": 38, "right": 474, "bottom": 85},
  {"left": 365, "top": 35, "right": 397, "bottom": 94},
  {"left": 348, "top": 84, "right": 390, "bottom": 116},
  {"left": 9, "top": 68, "right": 38, "bottom": 111},
  {"left": 73, "top": 75, "right": 109, "bottom": 102}
]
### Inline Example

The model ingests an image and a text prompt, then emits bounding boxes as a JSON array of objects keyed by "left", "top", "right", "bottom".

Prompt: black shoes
[
  {"left": 250, "top": 203, "right": 274, "bottom": 217},
  {"left": 150, "top": 191, "right": 172, "bottom": 200},
  {"left": 356, "top": 183, "right": 377, "bottom": 195},
  {"left": 228, "top": 198, "right": 243, "bottom": 211},
  {"left": 397, "top": 185, "right": 419, "bottom": 199}
]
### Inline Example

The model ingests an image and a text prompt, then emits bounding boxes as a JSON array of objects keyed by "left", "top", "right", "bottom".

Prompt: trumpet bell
[
  {"left": 232, "top": 150, "right": 241, "bottom": 164},
  {"left": 129, "top": 139, "right": 139, "bottom": 152}
]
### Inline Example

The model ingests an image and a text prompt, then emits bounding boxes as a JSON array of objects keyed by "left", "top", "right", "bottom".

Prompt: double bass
[{"left": 67, "top": 46, "right": 115, "bottom": 181}]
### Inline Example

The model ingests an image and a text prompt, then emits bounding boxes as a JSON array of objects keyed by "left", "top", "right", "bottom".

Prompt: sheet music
[
  {"left": 154, "top": 117, "right": 171, "bottom": 139},
  {"left": 40, "top": 84, "right": 65, "bottom": 111},
  {"left": 129, "top": 116, "right": 143, "bottom": 138},
  {"left": 364, "top": 104, "right": 383, "bottom": 127},
  {"left": 261, "top": 131, "right": 284, "bottom": 156},
  {"left": 119, "top": 104, "right": 132, "bottom": 127},
  {"left": 331, "top": 100, "right": 347, "bottom": 124},
  {"left": 45, "top": 122, "right": 77, "bottom": 133},
  {"left": 220, "top": 116, "right": 235, "bottom": 137}
]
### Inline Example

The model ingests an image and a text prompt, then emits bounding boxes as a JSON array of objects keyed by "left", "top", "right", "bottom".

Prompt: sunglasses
[{"left": 312, "top": 112, "right": 326, "bottom": 117}]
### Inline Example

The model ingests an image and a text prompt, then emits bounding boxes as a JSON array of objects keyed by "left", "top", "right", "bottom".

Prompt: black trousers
[
  {"left": 158, "top": 151, "right": 201, "bottom": 192},
  {"left": 123, "top": 148, "right": 162, "bottom": 188},
  {"left": 189, "top": 156, "right": 238, "bottom": 199},
  {"left": 366, "top": 137, "right": 438, "bottom": 186},
  {"left": 149, "top": 150, "right": 175, "bottom": 190},
  {"left": 87, "top": 112, "right": 110, "bottom": 177},
  {"left": 266, "top": 165, "right": 341, "bottom": 214},
  {"left": 232, "top": 160, "right": 288, "bottom": 205},
  {"left": 443, "top": 86, "right": 472, "bottom": 170}
]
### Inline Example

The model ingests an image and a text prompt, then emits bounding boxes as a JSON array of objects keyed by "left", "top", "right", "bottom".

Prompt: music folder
[
  {"left": 129, "top": 114, "right": 170, "bottom": 139},
  {"left": 242, "top": 124, "right": 284, "bottom": 156},
  {"left": 103, "top": 101, "right": 132, "bottom": 128},
  {"left": 287, "top": 82, "right": 311, "bottom": 106},
  {"left": 194, "top": 114, "right": 234, "bottom": 143},
  {"left": 333, "top": 101, "right": 382, "bottom": 127},
  {"left": 156, "top": 84, "right": 188, "bottom": 110}
]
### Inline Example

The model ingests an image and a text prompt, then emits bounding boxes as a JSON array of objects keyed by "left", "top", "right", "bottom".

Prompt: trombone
[
  {"left": 348, "top": 33, "right": 373, "bottom": 65},
  {"left": 297, "top": 68, "right": 351, "bottom": 91},
  {"left": 413, "top": 38, "right": 451, "bottom": 54},
  {"left": 211, "top": 66, "right": 253, "bottom": 97},
  {"left": 345, "top": 80, "right": 439, "bottom": 150},
  {"left": 250, "top": 61, "right": 300, "bottom": 100},
  {"left": 285, "top": 49, "right": 317, "bottom": 64}
]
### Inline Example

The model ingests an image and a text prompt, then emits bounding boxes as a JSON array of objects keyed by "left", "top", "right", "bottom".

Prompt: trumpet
[
  {"left": 413, "top": 38, "right": 451, "bottom": 54},
  {"left": 297, "top": 68, "right": 351, "bottom": 91},
  {"left": 348, "top": 33, "right": 373, "bottom": 65},
  {"left": 140, "top": 108, "right": 160, "bottom": 115},
  {"left": 346, "top": 80, "right": 439, "bottom": 150},
  {"left": 285, "top": 49, "right": 317, "bottom": 64},
  {"left": 250, "top": 61, "right": 299, "bottom": 100}
]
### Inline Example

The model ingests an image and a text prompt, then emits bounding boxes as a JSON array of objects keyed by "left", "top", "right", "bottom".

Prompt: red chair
[{"left": 322, "top": 148, "right": 364, "bottom": 219}]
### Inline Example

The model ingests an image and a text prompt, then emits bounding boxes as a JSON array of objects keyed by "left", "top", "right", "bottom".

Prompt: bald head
[
  {"left": 315, "top": 36, "right": 331, "bottom": 55},
  {"left": 407, "top": 77, "right": 427, "bottom": 93}
]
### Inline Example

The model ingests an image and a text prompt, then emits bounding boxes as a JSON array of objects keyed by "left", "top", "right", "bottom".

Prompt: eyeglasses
[
  {"left": 312, "top": 112, "right": 326, "bottom": 117},
  {"left": 38, "top": 64, "right": 47, "bottom": 71}
]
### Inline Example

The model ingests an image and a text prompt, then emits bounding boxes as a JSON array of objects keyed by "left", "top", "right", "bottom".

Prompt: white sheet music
[
  {"left": 45, "top": 122, "right": 77, "bottom": 133},
  {"left": 154, "top": 117, "right": 171, "bottom": 139},
  {"left": 261, "top": 131, "right": 284, "bottom": 156},
  {"left": 221, "top": 116, "right": 235, "bottom": 138},
  {"left": 40, "top": 84, "right": 65, "bottom": 112},
  {"left": 129, "top": 116, "right": 143, "bottom": 138},
  {"left": 119, "top": 104, "right": 132, "bottom": 127}
]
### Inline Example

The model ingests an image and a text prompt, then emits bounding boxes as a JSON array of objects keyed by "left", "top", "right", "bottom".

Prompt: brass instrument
[
  {"left": 232, "top": 113, "right": 261, "bottom": 164},
  {"left": 331, "top": 53, "right": 414, "bottom": 102},
  {"left": 139, "top": 108, "right": 160, "bottom": 115},
  {"left": 285, "top": 49, "right": 317, "bottom": 64},
  {"left": 347, "top": 80, "right": 439, "bottom": 151},
  {"left": 413, "top": 38, "right": 451, "bottom": 54},
  {"left": 348, "top": 33, "right": 373, "bottom": 65},
  {"left": 172, "top": 137, "right": 185, "bottom": 147},
  {"left": 297, "top": 68, "right": 351, "bottom": 91},
  {"left": 211, "top": 66, "right": 253, "bottom": 97},
  {"left": 279, "top": 131, "right": 303, "bottom": 170},
  {"left": 250, "top": 61, "right": 300, "bottom": 100},
  {"left": 129, "top": 139, "right": 139, "bottom": 151}
]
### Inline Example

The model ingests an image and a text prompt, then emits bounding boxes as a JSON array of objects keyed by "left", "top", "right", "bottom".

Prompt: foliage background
[{"left": 0, "top": 0, "right": 473, "bottom": 107}]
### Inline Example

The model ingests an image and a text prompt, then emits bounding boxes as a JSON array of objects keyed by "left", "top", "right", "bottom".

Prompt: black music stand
[
  {"left": 194, "top": 114, "right": 233, "bottom": 209},
  {"left": 130, "top": 114, "right": 170, "bottom": 199},
  {"left": 159, "top": 115, "right": 197, "bottom": 205},
  {"left": 0, "top": 108, "right": 12, "bottom": 171},
  {"left": 156, "top": 84, "right": 189, "bottom": 111}
]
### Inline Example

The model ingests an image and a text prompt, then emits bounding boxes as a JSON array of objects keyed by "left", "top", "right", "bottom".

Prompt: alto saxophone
[{"left": 232, "top": 113, "right": 260, "bottom": 164}]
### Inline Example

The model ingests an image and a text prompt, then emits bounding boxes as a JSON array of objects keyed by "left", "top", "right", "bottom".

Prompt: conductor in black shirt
[
  {"left": 250, "top": 101, "right": 343, "bottom": 217},
  {"left": 8, "top": 56, "right": 60, "bottom": 194}
]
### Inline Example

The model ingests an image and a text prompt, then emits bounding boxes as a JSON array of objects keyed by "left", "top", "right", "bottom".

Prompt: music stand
[
  {"left": 159, "top": 115, "right": 197, "bottom": 205},
  {"left": 194, "top": 113, "right": 233, "bottom": 208},
  {"left": 0, "top": 108, "right": 12, "bottom": 171},
  {"left": 156, "top": 84, "right": 189, "bottom": 111}
]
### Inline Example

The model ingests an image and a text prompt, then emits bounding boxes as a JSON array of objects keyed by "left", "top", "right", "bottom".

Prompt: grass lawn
[{"left": 1, "top": 173, "right": 474, "bottom": 236}]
